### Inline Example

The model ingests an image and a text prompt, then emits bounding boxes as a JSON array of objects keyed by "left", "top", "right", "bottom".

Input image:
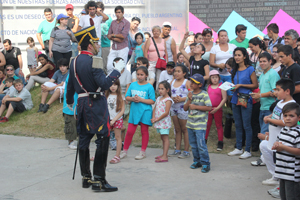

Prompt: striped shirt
[
  {"left": 185, "top": 90, "right": 212, "bottom": 130},
  {"left": 274, "top": 125, "right": 300, "bottom": 182}
]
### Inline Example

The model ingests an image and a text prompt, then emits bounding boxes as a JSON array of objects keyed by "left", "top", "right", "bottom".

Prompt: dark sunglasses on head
[{"left": 204, "top": 28, "right": 212, "bottom": 31}]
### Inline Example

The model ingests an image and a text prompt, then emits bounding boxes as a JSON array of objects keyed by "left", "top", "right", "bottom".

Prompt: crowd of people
[{"left": 0, "top": 1, "right": 300, "bottom": 198}]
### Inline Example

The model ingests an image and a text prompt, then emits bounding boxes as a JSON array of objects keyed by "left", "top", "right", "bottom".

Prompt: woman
[
  {"left": 49, "top": 13, "right": 77, "bottom": 69},
  {"left": 228, "top": 47, "right": 258, "bottom": 159},
  {"left": 25, "top": 54, "right": 55, "bottom": 91},
  {"left": 272, "top": 43, "right": 284, "bottom": 74},
  {"left": 210, "top": 30, "right": 236, "bottom": 87},
  {"left": 202, "top": 28, "right": 215, "bottom": 69},
  {"left": 144, "top": 32, "right": 151, "bottom": 42},
  {"left": 249, "top": 37, "right": 266, "bottom": 78},
  {"left": 127, "top": 17, "right": 144, "bottom": 60},
  {"left": 143, "top": 25, "right": 168, "bottom": 89}
]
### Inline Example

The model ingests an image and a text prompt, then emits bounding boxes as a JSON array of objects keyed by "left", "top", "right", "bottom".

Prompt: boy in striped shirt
[{"left": 272, "top": 102, "right": 300, "bottom": 199}]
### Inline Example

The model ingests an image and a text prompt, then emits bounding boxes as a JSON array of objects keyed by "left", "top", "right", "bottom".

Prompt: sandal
[
  {"left": 155, "top": 155, "right": 162, "bottom": 159},
  {"left": 155, "top": 158, "right": 168, "bottom": 163},
  {"left": 109, "top": 156, "right": 120, "bottom": 164}
]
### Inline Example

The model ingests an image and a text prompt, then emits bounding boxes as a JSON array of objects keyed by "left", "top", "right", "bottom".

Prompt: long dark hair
[
  {"left": 231, "top": 47, "right": 251, "bottom": 82},
  {"left": 105, "top": 79, "right": 123, "bottom": 113},
  {"left": 249, "top": 37, "right": 266, "bottom": 51},
  {"left": 175, "top": 64, "right": 188, "bottom": 79},
  {"left": 158, "top": 81, "right": 171, "bottom": 97}
]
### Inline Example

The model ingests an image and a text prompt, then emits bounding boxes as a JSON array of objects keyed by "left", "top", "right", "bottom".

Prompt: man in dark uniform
[{"left": 67, "top": 26, "right": 125, "bottom": 192}]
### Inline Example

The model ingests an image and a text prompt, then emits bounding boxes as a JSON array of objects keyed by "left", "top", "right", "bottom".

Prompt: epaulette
[{"left": 92, "top": 56, "right": 107, "bottom": 75}]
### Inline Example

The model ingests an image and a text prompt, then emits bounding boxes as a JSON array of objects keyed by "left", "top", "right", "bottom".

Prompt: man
[
  {"left": 107, "top": 5, "right": 130, "bottom": 74},
  {"left": 284, "top": 29, "right": 300, "bottom": 61},
  {"left": 96, "top": 1, "right": 112, "bottom": 69},
  {"left": 267, "top": 23, "right": 285, "bottom": 53},
  {"left": 78, "top": 1, "right": 108, "bottom": 57},
  {"left": 2, "top": 39, "right": 25, "bottom": 84},
  {"left": 229, "top": 24, "right": 249, "bottom": 48},
  {"left": 36, "top": 8, "right": 56, "bottom": 58},
  {"left": 279, "top": 45, "right": 300, "bottom": 104},
  {"left": 67, "top": 25, "right": 125, "bottom": 192},
  {"left": 66, "top": 4, "right": 79, "bottom": 57},
  {"left": 263, "top": 35, "right": 270, "bottom": 50},
  {"left": 161, "top": 22, "right": 177, "bottom": 63}
]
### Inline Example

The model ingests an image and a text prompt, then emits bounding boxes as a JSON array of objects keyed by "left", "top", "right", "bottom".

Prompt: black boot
[
  {"left": 37, "top": 103, "right": 44, "bottom": 112},
  {"left": 92, "top": 136, "right": 118, "bottom": 192},
  {"left": 79, "top": 148, "right": 92, "bottom": 188}
]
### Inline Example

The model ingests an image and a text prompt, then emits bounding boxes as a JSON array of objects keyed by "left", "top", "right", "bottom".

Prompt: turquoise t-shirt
[
  {"left": 125, "top": 82, "right": 156, "bottom": 126},
  {"left": 229, "top": 38, "right": 249, "bottom": 48},
  {"left": 101, "top": 15, "right": 112, "bottom": 48},
  {"left": 37, "top": 19, "right": 56, "bottom": 41},
  {"left": 63, "top": 75, "right": 78, "bottom": 115},
  {"left": 259, "top": 68, "right": 280, "bottom": 110},
  {"left": 134, "top": 44, "right": 144, "bottom": 63}
]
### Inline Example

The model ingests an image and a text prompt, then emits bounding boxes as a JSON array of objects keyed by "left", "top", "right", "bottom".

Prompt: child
[
  {"left": 26, "top": 37, "right": 38, "bottom": 73},
  {"left": 151, "top": 81, "right": 173, "bottom": 162},
  {"left": 159, "top": 61, "right": 174, "bottom": 83},
  {"left": 205, "top": 70, "right": 227, "bottom": 150},
  {"left": 261, "top": 79, "right": 295, "bottom": 188},
  {"left": 38, "top": 58, "right": 69, "bottom": 113},
  {"left": 183, "top": 73, "right": 212, "bottom": 172},
  {"left": 134, "top": 33, "right": 144, "bottom": 64},
  {"left": 272, "top": 102, "right": 300, "bottom": 199},
  {"left": 169, "top": 64, "right": 191, "bottom": 158},
  {"left": 0, "top": 79, "right": 33, "bottom": 123},
  {"left": 0, "top": 77, "right": 16, "bottom": 103},
  {"left": 120, "top": 66, "right": 156, "bottom": 159},
  {"left": 106, "top": 79, "right": 125, "bottom": 164},
  {"left": 63, "top": 74, "right": 78, "bottom": 150},
  {"left": 132, "top": 57, "right": 155, "bottom": 85}
]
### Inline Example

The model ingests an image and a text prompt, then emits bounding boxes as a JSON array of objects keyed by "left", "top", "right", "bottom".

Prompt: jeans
[
  {"left": 0, "top": 93, "right": 5, "bottom": 104},
  {"left": 220, "top": 74, "right": 233, "bottom": 96},
  {"left": 15, "top": 68, "right": 26, "bottom": 85},
  {"left": 232, "top": 103, "right": 253, "bottom": 152},
  {"left": 71, "top": 42, "right": 78, "bottom": 57},
  {"left": 187, "top": 128, "right": 210, "bottom": 165},
  {"left": 280, "top": 179, "right": 300, "bottom": 200},
  {"left": 259, "top": 110, "right": 271, "bottom": 135}
]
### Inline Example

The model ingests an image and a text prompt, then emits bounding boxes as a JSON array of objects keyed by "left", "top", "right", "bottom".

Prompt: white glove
[
  {"left": 114, "top": 60, "right": 126, "bottom": 72},
  {"left": 67, "top": 104, "right": 74, "bottom": 111}
]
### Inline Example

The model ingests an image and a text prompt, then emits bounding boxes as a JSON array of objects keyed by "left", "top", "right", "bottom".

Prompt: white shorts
[{"left": 43, "top": 82, "right": 65, "bottom": 102}]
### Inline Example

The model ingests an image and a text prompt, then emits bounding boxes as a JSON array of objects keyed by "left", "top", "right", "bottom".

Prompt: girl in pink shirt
[{"left": 205, "top": 70, "right": 227, "bottom": 151}]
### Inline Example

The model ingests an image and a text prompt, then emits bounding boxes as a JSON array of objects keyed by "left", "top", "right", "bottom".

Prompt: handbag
[
  {"left": 151, "top": 37, "right": 167, "bottom": 70},
  {"left": 236, "top": 71, "right": 250, "bottom": 108},
  {"left": 36, "top": 67, "right": 48, "bottom": 78}
]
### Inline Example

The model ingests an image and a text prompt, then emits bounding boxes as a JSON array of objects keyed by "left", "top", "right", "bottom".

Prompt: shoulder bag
[
  {"left": 151, "top": 37, "right": 167, "bottom": 70},
  {"left": 236, "top": 70, "right": 250, "bottom": 108}
]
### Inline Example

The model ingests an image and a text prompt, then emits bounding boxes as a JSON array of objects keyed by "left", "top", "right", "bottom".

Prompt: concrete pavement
[{"left": 0, "top": 135, "right": 276, "bottom": 200}]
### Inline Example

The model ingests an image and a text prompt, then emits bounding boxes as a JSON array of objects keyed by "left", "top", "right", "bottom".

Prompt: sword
[{"left": 72, "top": 141, "right": 79, "bottom": 180}]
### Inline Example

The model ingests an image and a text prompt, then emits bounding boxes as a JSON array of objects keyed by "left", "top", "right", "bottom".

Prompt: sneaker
[
  {"left": 262, "top": 177, "right": 279, "bottom": 186},
  {"left": 168, "top": 150, "right": 181, "bottom": 157},
  {"left": 239, "top": 151, "right": 252, "bottom": 159},
  {"left": 37, "top": 103, "right": 44, "bottom": 112},
  {"left": 201, "top": 165, "right": 210, "bottom": 173},
  {"left": 228, "top": 148, "right": 243, "bottom": 156},
  {"left": 120, "top": 151, "right": 127, "bottom": 159},
  {"left": 217, "top": 141, "right": 223, "bottom": 151},
  {"left": 0, "top": 117, "right": 8, "bottom": 123},
  {"left": 268, "top": 186, "right": 280, "bottom": 198},
  {"left": 42, "top": 104, "right": 50, "bottom": 113},
  {"left": 135, "top": 151, "right": 146, "bottom": 160},
  {"left": 178, "top": 151, "right": 190, "bottom": 159},
  {"left": 190, "top": 162, "right": 202, "bottom": 169},
  {"left": 251, "top": 158, "right": 266, "bottom": 166},
  {"left": 68, "top": 140, "right": 77, "bottom": 150}
]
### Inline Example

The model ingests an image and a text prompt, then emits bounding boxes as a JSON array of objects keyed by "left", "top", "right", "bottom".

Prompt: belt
[
  {"left": 78, "top": 93, "right": 89, "bottom": 97},
  {"left": 78, "top": 92, "right": 104, "bottom": 98}
]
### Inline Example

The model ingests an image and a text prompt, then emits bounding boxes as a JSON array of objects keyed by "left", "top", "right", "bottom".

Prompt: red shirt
[{"left": 108, "top": 17, "right": 130, "bottom": 50}]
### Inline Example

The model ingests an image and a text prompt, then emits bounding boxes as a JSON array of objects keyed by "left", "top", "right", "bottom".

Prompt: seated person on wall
[
  {"left": 38, "top": 58, "right": 69, "bottom": 113},
  {"left": 0, "top": 77, "right": 16, "bottom": 103},
  {"left": 0, "top": 79, "right": 33, "bottom": 123},
  {"left": 131, "top": 57, "right": 155, "bottom": 85}
]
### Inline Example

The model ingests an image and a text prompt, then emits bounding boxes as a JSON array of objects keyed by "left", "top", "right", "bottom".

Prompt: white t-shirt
[
  {"left": 79, "top": 15, "right": 103, "bottom": 45},
  {"left": 210, "top": 43, "right": 236, "bottom": 76},
  {"left": 185, "top": 46, "right": 191, "bottom": 54},
  {"left": 107, "top": 94, "right": 122, "bottom": 121},
  {"left": 268, "top": 99, "right": 296, "bottom": 150},
  {"left": 132, "top": 71, "right": 155, "bottom": 82},
  {"left": 159, "top": 70, "right": 173, "bottom": 83},
  {"left": 119, "top": 69, "right": 132, "bottom": 95}
]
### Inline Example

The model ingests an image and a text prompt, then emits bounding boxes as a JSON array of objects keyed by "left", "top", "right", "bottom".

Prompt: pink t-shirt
[
  {"left": 147, "top": 38, "right": 165, "bottom": 61},
  {"left": 207, "top": 83, "right": 222, "bottom": 107}
]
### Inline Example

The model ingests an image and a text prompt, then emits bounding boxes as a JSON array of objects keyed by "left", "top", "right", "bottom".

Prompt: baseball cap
[
  {"left": 81, "top": 9, "right": 86, "bottom": 14},
  {"left": 65, "top": 4, "right": 73, "bottom": 10},
  {"left": 57, "top": 13, "right": 69, "bottom": 21},
  {"left": 209, "top": 70, "right": 220, "bottom": 76},
  {"left": 263, "top": 35, "right": 270, "bottom": 40},
  {"left": 166, "top": 61, "right": 175, "bottom": 68},
  {"left": 189, "top": 73, "right": 204, "bottom": 85},
  {"left": 162, "top": 21, "right": 172, "bottom": 28}
]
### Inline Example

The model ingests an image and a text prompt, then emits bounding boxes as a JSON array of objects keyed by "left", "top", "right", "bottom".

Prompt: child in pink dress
[{"left": 151, "top": 81, "right": 173, "bottom": 162}]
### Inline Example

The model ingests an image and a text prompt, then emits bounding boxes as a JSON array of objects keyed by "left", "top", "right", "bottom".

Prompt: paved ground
[{"left": 0, "top": 135, "right": 276, "bottom": 200}]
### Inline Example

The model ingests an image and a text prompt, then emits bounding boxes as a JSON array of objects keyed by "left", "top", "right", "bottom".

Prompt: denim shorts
[{"left": 170, "top": 111, "right": 188, "bottom": 120}]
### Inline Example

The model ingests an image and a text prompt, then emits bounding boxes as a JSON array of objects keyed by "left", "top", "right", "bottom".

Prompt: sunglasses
[
  {"left": 6, "top": 68, "right": 14, "bottom": 71},
  {"left": 204, "top": 28, "right": 212, "bottom": 31}
]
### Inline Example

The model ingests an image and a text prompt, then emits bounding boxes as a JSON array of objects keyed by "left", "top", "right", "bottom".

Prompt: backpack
[{"left": 269, "top": 37, "right": 283, "bottom": 46}]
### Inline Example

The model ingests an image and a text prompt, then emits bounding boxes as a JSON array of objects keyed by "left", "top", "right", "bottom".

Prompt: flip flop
[
  {"left": 155, "top": 158, "right": 168, "bottom": 163},
  {"left": 109, "top": 156, "right": 121, "bottom": 164},
  {"left": 155, "top": 155, "right": 162, "bottom": 159}
]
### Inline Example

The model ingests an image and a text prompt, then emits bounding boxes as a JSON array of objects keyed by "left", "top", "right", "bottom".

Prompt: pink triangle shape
[
  {"left": 189, "top": 12, "right": 218, "bottom": 42},
  {"left": 262, "top": 9, "right": 300, "bottom": 37}
]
